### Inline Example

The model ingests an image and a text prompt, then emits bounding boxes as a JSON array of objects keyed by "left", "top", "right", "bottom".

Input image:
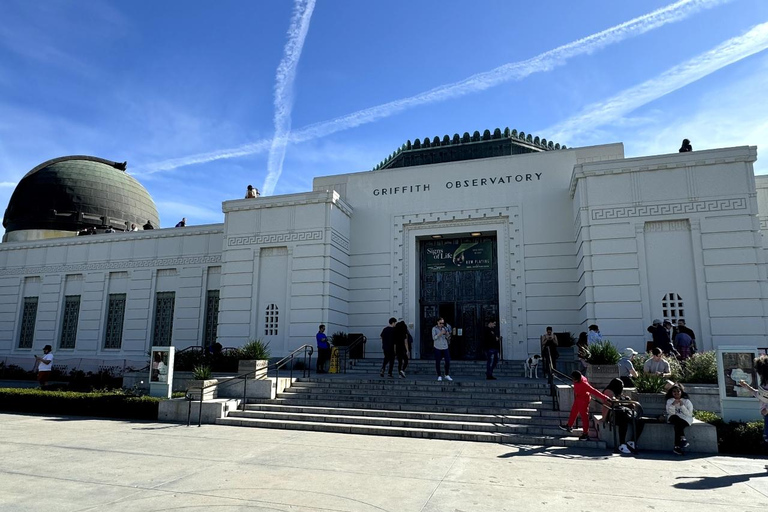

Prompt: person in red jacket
[{"left": 559, "top": 371, "right": 613, "bottom": 440}]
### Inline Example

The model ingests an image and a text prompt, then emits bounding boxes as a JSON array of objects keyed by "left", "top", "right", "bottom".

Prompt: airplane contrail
[
  {"left": 545, "top": 22, "right": 768, "bottom": 143},
  {"left": 136, "top": 0, "right": 734, "bottom": 178},
  {"left": 263, "top": 0, "right": 316, "bottom": 196}
]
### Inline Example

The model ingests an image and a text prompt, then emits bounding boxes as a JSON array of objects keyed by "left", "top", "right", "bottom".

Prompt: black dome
[{"left": 3, "top": 156, "right": 159, "bottom": 234}]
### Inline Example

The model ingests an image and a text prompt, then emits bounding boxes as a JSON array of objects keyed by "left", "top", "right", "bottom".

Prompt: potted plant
[
  {"left": 629, "top": 372, "right": 668, "bottom": 417},
  {"left": 585, "top": 340, "right": 621, "bottom": 388},
  {"left": 186, "top": 365, "right": 218, "bottom": 400},
  {"left": 237, "top": 339, "right": 271, "bottom": 378}
]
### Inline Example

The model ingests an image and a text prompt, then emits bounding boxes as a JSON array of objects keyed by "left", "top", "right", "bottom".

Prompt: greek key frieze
[
  {"left": 591, "top": 198, "right": 747, "bottom": 221},
  {"left": 0, "top": 255, "right": 221, "bottom": 276},
  {"left": 227, "top": 230, "right": 323, "bottom": 247},
  {"left": 330, "top": 230, "right": 350, "bottom": 251}
]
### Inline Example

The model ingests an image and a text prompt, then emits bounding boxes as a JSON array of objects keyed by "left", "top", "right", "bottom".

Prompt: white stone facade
[{"left": 1, "top": 143, "right": 767, "bottom": 364}]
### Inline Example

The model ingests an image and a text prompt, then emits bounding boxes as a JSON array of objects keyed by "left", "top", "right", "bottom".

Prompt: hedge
[
  {"left": 694, "top": 410, "right": 767, "bottom": 455},
  {"left": 0, "top": 388, "right": 159, "bottom": 420}
]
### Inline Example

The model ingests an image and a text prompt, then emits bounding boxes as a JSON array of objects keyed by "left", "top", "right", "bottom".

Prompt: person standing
[
  {"left": 34, "top": 345, "right": 53, "bottom": 388},
  {"left": 540, "top": 326, "right": 559, "bottom": 377},
  {"left": 738, "top": 355, "right": 768, "bottom": 443},
  {"left": 587, "top": 324, "right": 602, "bottom": 345},
  {"left": 484, "top": 319, "right": 500, "bottom": 380},
  {"left": 315, "top": 324, "right": 330, "bottom": 374},
  {"left": 647, "top": 319, "right": 673, "bottom": 355},
  {"left": 394, "top": 320, "right": 410, "bottom": 378},
  {"left": 432, "top": 317, "right": 452, "bottom": 382},
  {"left": 379, "top": 317, "right": 397, "bottom": 378}
]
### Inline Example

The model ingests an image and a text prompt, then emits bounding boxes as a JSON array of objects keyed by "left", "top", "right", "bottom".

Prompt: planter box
[
  {"left": 237, "top": 360, "right": 268, "bottom": 379},
  {"left": 630, "top": 390, "right": 667, "bottom": 417},
  {"left": 585, "top": 364, "right": 620, "bottom": 389},
  {"left": 186, "top": 379, "right": 219, "bottom": 401}
]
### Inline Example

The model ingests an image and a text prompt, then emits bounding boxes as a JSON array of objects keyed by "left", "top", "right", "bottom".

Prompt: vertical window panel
[
  {"left": 203, "top": 290, "right": 220, "bottom": 347},
  {"left": 153, "top": 292, "right": 175, "bottom": 346},
  {"left": 104, "top": 294, "right": 127, "bottom": 349},
  {"left": 59, "top": 295, "right": 81, "bottom": 349},
  {"left": 19, "top": 297, "right": 38, "bottom": 349}
]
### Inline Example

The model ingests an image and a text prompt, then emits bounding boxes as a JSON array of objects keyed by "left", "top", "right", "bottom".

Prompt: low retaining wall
[
  {"left": 595, "top": 414, "right": 717, "bottom": 453},
  {"left": 159, "top": 398, "right": 239, "bottom": 424}
]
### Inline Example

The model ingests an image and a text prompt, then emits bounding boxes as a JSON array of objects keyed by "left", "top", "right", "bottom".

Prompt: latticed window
[
  {"left": 152, "top": 292, "right": 175, "bottom": 346},
  {"left": 104, "top": 294, "right": 127, "bottom": 349},
  {"left": 18, "top": 297, "right": 38, "bottom": 348},
  {"left": 264, "top": 304, "right": 279, "bottom": 336},
  {"left": 59, "top": 295, "right": 81, "bottom": 349},
  {"left": 203, "top": 290, "right": 220, "bottom": 347},
  {"left": 662, "top": 293, "right": 684, "bottom": 324}
]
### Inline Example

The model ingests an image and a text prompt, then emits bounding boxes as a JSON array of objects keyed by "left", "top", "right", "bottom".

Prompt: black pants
[
  {"left": 397, "top": 349, "right": 409, "bottom": 373},
  {"left": 613, "top": 409, "right": 645, "bottom": 445},
  {"left": 316, "top": 348, "right": 331, "bottom": 372},
  {"left": 668, "top": 415, "right": 690, "bottom": 446},
  {"left": 381, "top": 349, "right": 395, "bottom": 375}
]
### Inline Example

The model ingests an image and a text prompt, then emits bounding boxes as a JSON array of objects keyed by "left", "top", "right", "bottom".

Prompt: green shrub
[
  {"left": 633, "top": 373, "right": 667, "bottom": 393},
  {"left": 0, "top": 388, "right": 159, "bottom": 420},
  {"left": 692, "top": 410, "right": 767, "bottom": 455},
  {"left": 175, "top": 349, "right": 207, "bottom": 371},
  {"left": 238, "top": 339, "right": 271, "bottom": 360},
  {"left": 682, "top": 351, "right": 718, "bottom": 384},
  {"left": 192, "top": 365, "right": 212, "bottom": 380},
  {"left": 585, "top": 341, "right": 620, "bottom": 365}
]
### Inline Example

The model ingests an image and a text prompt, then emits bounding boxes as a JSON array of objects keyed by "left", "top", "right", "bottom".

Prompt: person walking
[
  {"left": 432, "top": 317, "right": 452, "bottom": 382},
  {"left": 540, "top": 326, "right": 559, "bottom": 377},
  {"left": 315, "top": 324, "right": 330, "bottom": 374},
  {"left": 559, "top": 371, "right": 612, "bottom": 440},
  {"left": 379, "top": 317, "right": 397, "bottom": 378},
  {"left": 394, "top": 320, "right": 410, "bottom": 378},
  {"left": 484, "top": 319, "right": 500, "bottom": 380},
  {"left": 34, "top": 345, "right": 53, "bottom": 388}
]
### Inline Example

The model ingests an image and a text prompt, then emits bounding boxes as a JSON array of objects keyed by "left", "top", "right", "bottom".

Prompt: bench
[{"left": 594, "top": 414, "right": 717, "bottom": 453}]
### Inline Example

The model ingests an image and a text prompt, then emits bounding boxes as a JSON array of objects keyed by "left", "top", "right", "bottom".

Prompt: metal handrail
[
  {"left": 186, "top": 344, "right": 314, "bottom": 427},
  {"left": 334, "top": 335, "right": 366, "bottom": 373}
]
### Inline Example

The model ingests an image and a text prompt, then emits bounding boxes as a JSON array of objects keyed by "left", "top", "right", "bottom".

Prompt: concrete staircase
[
  {"left": 344, "top": 358, "right": 527, "bottom": 378},
  {"left": 217, "top": 362, "right": 605, "bottom": 449}
]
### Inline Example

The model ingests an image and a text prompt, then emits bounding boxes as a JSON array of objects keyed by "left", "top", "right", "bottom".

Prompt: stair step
[
  {"left": 245, "top": 397, "right": 544, "bottom": 415},
  {"left": 215, "top": 416, "right": 605, "bottom": 449},
  {"left": 274, "top": 392, "right": 545, "bottom": 407}
]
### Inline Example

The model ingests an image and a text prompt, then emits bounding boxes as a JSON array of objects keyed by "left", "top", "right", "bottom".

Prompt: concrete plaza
[{"left": 1, "top": 413, "right": 767, "bottom": 512}]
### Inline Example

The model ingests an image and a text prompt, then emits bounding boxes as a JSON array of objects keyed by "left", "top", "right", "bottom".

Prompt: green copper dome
[{"left": 3, "top": 156, "right": 159, "bottom": 234}]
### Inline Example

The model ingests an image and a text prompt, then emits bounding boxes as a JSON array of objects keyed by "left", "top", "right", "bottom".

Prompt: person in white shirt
[
  {"left": 34, "top": 345, "right": 53, "bottom": 388},
  {"left": 432, "top": 317, "right": 452, "bottom": 382}
]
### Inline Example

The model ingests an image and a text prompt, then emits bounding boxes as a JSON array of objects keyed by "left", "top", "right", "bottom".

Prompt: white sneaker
[
  {"left": 437, "top": 376, "right": 443, "bottom": 382},
  {"left": 626, "top": 441, "right": 636, "bottom": 450},
  {"left": 445, "top": 375, "right": 453, "bottom": 382},
  {"left": 618, "top": 444, "right": 632, "bottom": 454}
]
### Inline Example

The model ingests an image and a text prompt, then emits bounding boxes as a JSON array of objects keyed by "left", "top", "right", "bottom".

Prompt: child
[
  {"left": 560, "top": 371, "right": 612, "bottom": 440},
  {"left": 738, "top": 355, "right": 768, "bottom": 443}
]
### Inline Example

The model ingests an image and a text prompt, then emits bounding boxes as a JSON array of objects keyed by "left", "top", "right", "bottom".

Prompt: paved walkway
[{"left": 1, "top": 412, "right": 767, "bottom": 511}]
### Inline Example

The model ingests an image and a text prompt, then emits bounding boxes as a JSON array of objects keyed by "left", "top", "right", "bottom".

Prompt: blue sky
[{"left": 1, "top": 0, "right": 767, "bottom": 228}]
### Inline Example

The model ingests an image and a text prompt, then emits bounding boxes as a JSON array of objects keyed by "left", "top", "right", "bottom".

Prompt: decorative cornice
[
  {"left": 0, "top": 225, "right": 224, "bottom": 252},
  {"left": 0, "top": 255, "right": 222, "bottom": 277},
  {"left": 330, "top": 229, "right": 350, "bottom": 252},
  {"left": 227, "top": 230, "right": 323, "bottom": 247},
  {"left": 591, "top": 198, "right": 747, "bottom": 221},
  {"left": 222, "top": 190, "right": 352, "bottom": 217},
  {"left": 644, "top": 220, "right": 691, "bottom": 232}
]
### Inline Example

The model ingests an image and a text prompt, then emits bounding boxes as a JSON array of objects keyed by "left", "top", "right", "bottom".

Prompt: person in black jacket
[
  {"left": 541, "top": 326, "right": 560, "bottom": 378},
  {"left": 679, "top": 139, "right": 692, "bottom": 152},
  {"left": 647, "top": 319, "right": 673, "bottom": 355},
  {"left": 394, "top": 321, "right": 410, "bottom": 378},
  {"left": 483, "top": 319, "right": 500, "bottom": 380}
]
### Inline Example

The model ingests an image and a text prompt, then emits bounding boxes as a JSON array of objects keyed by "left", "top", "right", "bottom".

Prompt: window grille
[
  {"left": 18, "top": 297, "right": 38, "bottom": 349},
  {"left": 59, "top": 295, "right": 81, "bottom": 349},
  {"left": 662, "top": 293, "right": 684, "bottom": 324},
  {"left": 203, "top": 290, "right": 220, "bottom": 347},
  {"left": 264, "top": 304, "right": 279, "bottom": 336},
  {"left": 152, "top": 292, "right": 175, "bottom": 346},
  {"left": 104, "top": 294, "right": 127, "bottom": 349}
]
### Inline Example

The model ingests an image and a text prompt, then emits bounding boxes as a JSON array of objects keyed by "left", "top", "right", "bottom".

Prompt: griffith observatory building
[{"left": 2, "top": 128, "right": 768, "bottom": 367}]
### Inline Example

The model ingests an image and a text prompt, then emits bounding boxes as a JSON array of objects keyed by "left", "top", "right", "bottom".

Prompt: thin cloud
[
  {"left": 0, "top": 182, "right": 17, "bottom": 188},
  {"left": 138, "top": 0, "right": 734, "bottom": 177},
  {"left": 263, "top": 0, "right": 316, "bottom": 196},
  {"left": 546, "top": 22, "right": 768, "bottom": 144}
]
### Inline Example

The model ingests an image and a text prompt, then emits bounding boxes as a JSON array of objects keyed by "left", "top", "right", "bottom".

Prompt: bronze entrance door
[{"left": 419, "top": 236, "right": 499, "bottom": 360}]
